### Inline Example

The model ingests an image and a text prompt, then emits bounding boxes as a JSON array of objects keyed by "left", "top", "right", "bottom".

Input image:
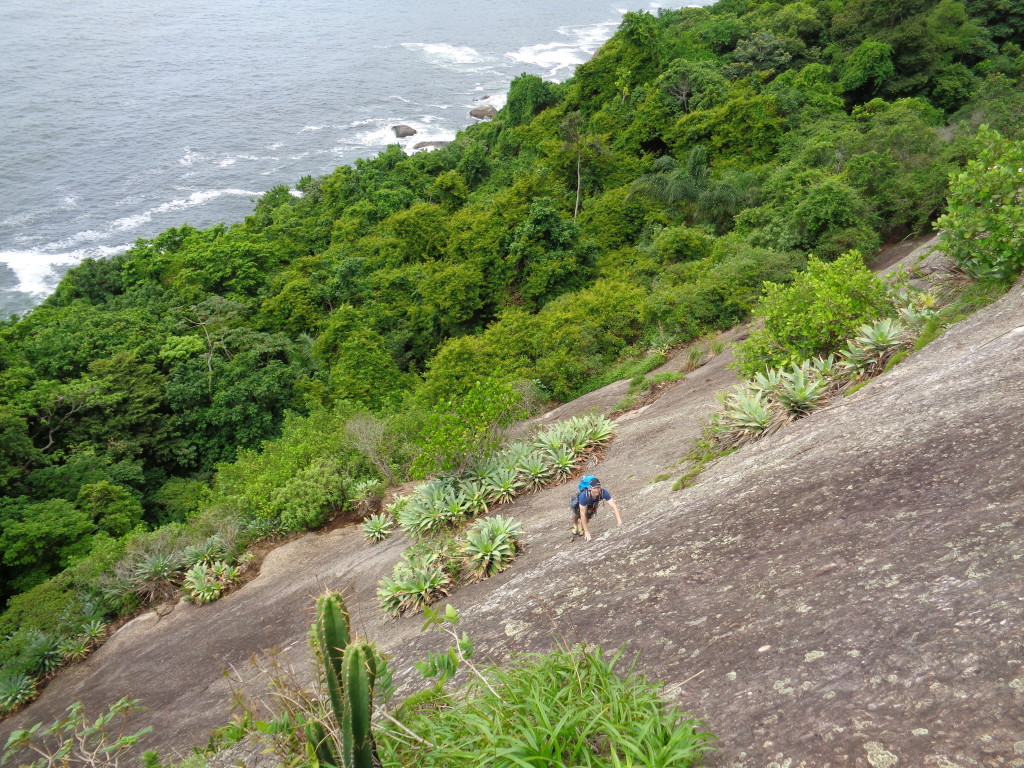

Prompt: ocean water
[{"left": 0, "top": 0, "right": 710, "bottom": 316}]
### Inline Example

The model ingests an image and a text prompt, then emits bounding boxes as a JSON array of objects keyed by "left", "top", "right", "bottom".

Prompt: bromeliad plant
[
  {"left": 129, "top": 551, "right": 184, "bottom": 604},
  {"left": 483, "top": 466, "right": 523, "bottom": 506},
  {"left": 517, "top": 453, "right": 551, "bottom": 492},
  {"left": 710, "top": 386, "right": 774, "bottom": 448},
  {"left": 182, "top": 560, "right": 240, "bottom": 604},
  {"left": 377, "top": 413, "right": 616, "bottom": 617},
  {"left": 461, "top": 479, "right": 490, "bottom": 518},
  {"left": 377, "top": 551, "right": 452, "bottom": 617},
  {"left": 545, "top": 444, "right": 579, "bottom": 482},
  {"left": 775, "top": 363, "right": 828, "bottom": 416},
  {"left": 0, "top": 670, "right": 36, "bottom": 715},
  {"left": 839, "top": 318, "right": 908, "bottom": 376},
  {"left": 711, "top": 307, "right": 919, "bottom": 451},
  {"left": 461, "top": 515, "right": 524, "bottom": 581},
  {"left": 362, "top": 513, "right": 394, "bottom": 543}
]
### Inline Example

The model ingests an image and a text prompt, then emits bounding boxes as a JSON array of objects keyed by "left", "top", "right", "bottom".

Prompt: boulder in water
[
  {"left": 469, "top": 105, "right": 497, "bottom": 120},
  {"left": 413, "top": 141, "right": 451, "bottom": 150},
  {"left": 391, "top": 124, "right": 417, "bottom": 138}
]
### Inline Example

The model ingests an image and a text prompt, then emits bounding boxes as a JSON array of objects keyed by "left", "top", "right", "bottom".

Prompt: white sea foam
[
  {"left": 301, "top": 125, "right": 324, "bottom": 131},
  {"left": 219, "top": 154, "right": 273, "bottom": 168},
  {"left": 0, "top": 244, "right": 131, "bottom": 295},
  {"left": 353, "top": 123, "right": 412, "bottom": 147},
  {"left": 0, "top": 188, "right": 260, "bottom": 294},
  {"left": 507, "top": 42, "right": 586, "bottom": 76},
  {"left": 50, "top": 229, "right": 107, "bottom": 248},
  {"left": 103, "top": 189, "right": 260, "bottom": 234},
  {"left": 559, "top": 21, "right": 621, "bottom": 52},
  {"left": 0, "top": 209, "right": 45, "bottom": 229},
  {"left": 114, "top": 194, "right": 146, "bottom": 207},
  {"left": 508, "top": 20, "right": 620, "bottom": 78},
  {"left": 402, "top": 42, "right": 484, "bottom": 65},
  {"left": 178, "top": 147, "right": 203, "bottom": 166}
]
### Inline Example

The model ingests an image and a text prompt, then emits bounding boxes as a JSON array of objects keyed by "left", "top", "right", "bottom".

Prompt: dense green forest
[{"left": 1, "top": 0, "right": 1023, "bottom": 712}]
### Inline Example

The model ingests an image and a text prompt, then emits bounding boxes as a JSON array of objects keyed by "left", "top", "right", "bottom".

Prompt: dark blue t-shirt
[{"left": 578, "top": 488, "right": 611, "bottom": 508}]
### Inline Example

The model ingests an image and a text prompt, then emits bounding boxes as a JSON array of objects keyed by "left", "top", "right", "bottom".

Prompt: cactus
[{"left": 309, "top": 592, "right": 379, "bottom": 768}]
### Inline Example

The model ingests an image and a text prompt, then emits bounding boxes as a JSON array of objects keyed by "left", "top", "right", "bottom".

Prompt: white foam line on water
[
  {"left": 402, "top": 42, "right": 484, "bottom": 65},
  {"left": 108, "top": 189, "right": 261, "bottom": 233},
  {"left": 0, "top": 243, "right": 133, "bottom": 294},
  {"left": 506, "top": 18, "right": 620, "bottom": 78},
  {"left": 178, "top": 146, "right": 204, "bottom": 166},
  {"left": 0, "top": 187, "right": 265, "bottom": 292}
]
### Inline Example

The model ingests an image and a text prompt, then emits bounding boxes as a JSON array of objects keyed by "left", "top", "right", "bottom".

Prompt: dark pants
[{"left": 570, "top": 505, "right": 598, "bottom": 524}]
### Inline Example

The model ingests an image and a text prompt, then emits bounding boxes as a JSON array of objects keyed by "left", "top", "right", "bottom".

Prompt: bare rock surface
[
  {"left": 4, "top": 248, "right": 1024, "bottom": 766},
  {"left": 469, "top": 104, "right": 497, "bottom": 119},
  {"left": 391, "top": 124, "right": 416, "bottom": 138}
]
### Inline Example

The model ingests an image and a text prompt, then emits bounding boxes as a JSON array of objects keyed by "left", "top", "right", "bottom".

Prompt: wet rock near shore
[{"left": 469, "top": 104, "right": 497, "bottom": 120}]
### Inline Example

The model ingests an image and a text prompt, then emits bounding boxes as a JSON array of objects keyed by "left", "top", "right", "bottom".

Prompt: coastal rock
[
  {"left": 474, "top": 94, "right": 491, "bottom": 101},
  {"left": 391, "top": 124, "right": 417, "bottom": 138},
  {"left": 413, "top": 141, "right": 450, "bottom": 150},
  {"left": 7, "top": 243, "right": 1024, "bottom": 768},
  {"left": 469, "top": 105, "right": 497, "bottom": 120}
]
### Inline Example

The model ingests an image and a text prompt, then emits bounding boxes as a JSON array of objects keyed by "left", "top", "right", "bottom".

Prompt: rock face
[
  {"left": 5, "top": 246, "right": 1024, "bottom": 767},
  {"left": 469, "top": 104, "right": 497, "bottom": 120},
  {"left": 412, "top": 141, "right": 450, "bottom": 150},
  {"left": 391, "top": 124, "right": 417, "bottom": 138}
]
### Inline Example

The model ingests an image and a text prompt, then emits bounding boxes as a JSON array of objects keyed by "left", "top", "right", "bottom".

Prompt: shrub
[
  {"left": 936, "top": 125, "right": 1024, "bottom": 281},
  {"left": 275, "top": 458, "right": 350, "bottom": 531},
  {"left": 412, "top": 378, "right": 528, "bottom": 479},
  {"left": 734, "top": 251, "right": 892, "bottom": 375},
  {"left": 652, "top": 225, "right": 714, "bottom": 264}
]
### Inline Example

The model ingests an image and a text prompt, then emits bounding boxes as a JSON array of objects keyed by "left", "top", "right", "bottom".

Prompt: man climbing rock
[{"left": 570, "top": 476, "right": 622, "bottom": 542}]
